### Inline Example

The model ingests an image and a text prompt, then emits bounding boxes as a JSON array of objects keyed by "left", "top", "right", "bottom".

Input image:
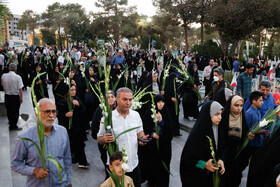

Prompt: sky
[{"left": 7, "top": 0, "right": 157, "bottom": 17}]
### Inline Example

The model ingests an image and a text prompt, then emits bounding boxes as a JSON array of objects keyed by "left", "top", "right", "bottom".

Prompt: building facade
[{"left": 8, "top": 14, "right": 30, "bottom": 41}]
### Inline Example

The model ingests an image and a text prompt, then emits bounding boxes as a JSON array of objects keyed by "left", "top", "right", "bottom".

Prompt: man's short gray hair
[
  {"left": 116, "top": 87, "right": 133, "bottom": 97},
  {"left": 259, "top": 80, "right": 271, "bottom": 88},
  {"left": 9, "top": 63, "right": 17, "bottom": 71},
  {"left": 214, "top": 67, "right": 224, "bottom": 77}
]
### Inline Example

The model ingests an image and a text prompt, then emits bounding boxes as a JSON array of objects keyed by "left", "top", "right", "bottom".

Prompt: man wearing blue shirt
[
  {"left": 243, "top": 80, "right": 277, "bottom": 117},
  {"left": 112, "top": 50, "right": 125, "bottom": 67},
  {"left": 236, "top": 91, "right": 268, "bottom": 186},
  {"left": 233, "top": 58, "right": 240, "bottom": 72},
  {"left": 11, "top": 98, "right": 72, "bottom": 187}
]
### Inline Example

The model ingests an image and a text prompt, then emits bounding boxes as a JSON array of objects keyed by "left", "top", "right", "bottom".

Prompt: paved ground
[{"left": 0, "top": 85, "right": 248, "bottom": 187}]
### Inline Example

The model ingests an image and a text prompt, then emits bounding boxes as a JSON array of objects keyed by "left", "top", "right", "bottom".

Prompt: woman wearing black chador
[
  {"left": 142, "top": 94, "right": 173, "bottom": 187},
  {"left": 180, "top": 101, "right": 225, "bottom": 187}
]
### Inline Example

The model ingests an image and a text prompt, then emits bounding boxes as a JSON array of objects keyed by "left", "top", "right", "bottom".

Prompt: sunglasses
[{"left": 41, "top": 110, "right": 58, "bottom": 115}]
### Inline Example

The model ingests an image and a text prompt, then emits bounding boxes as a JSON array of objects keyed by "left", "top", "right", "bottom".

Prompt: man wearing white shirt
[
  {"left": 203, "top": 59, "right": 214, "bottom": 95},
  {"left": 1, "top": 63, "right": 23, "bottom": 131},
  {"left": 97, "top": 87, "right": 149, "bottom": 187},
  {"left": 57, "top": 52, "right": 64, "bottom": 64}
]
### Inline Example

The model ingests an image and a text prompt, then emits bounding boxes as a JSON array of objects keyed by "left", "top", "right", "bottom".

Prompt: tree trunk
[
  {"left": 229, "top": 40, "right": 239, "bottom": 56},
  {"left": 183, "top": 21, "right": 189, "bottom": 52},
  {"left": 21, "top": 29, "right": 24, "bottom": 40},
  {"left": 219, "top": 33, "right": 229, "bottom": 56},
  {"left": 259, "top": 30, "right": 263, "bottom": 57},
  {"left": 200, "top": 21, "right": 204, "bottom": 45},
  {"left": 58, "top": 25, "right": 62, "bottom": 51},
  {"left": 33, "top": 28, "right": 35, "bottom": 46}
]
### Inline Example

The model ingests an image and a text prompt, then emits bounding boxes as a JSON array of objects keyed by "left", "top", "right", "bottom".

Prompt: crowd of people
[{"left": 0, "top": 45, "right": 280, "bottom": 187}]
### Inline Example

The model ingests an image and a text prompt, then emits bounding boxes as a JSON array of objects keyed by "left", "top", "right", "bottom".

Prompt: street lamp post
[
  {"left": 148, "top": 35, "right": 151, "bottom": 52},
  {"left": 147, "top": 17, "right": 152, "bottom": 52}
]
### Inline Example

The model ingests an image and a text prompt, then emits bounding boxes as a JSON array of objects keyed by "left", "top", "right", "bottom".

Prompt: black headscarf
[
  {"left": 142, "top": 94, "right": 173, "bottom": 142},
  {"left": 164, "top": 72, "right": 178, "bottom": 102},
  {"left": 180, "top": 101, "right": 225, "bottom": 186},
  {"left": 247, "top": 127, "right": 280, "bottom": 187},
  {"left": 213, "top": 88, "right": 232, "bottom": 107},
  {"left": 137, "top": 71, "right": 149, "bottom": 89}
]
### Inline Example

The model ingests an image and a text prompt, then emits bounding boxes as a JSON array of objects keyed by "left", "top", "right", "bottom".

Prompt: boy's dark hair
[
  {"left": 249, "top": 91, "right": 263, "bottom": 103},
  {"left": 110, "top": 151, "right": 123, "bottom": 165}
]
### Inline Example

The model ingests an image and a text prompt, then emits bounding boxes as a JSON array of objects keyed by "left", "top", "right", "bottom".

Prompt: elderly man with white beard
[{"left": 11, "top": 98, "right": 72, "bottom": 187}]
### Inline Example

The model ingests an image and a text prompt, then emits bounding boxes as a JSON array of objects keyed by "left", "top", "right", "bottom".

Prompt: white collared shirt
[
  {"left": 1, "top": 71, "right": 23, "bottom": 95},
  {"left": 203, "top": 65, "right": 213, "bottom": 80},
  {"left": 97, "top": 109, "right": 143, "bottom": 172}
]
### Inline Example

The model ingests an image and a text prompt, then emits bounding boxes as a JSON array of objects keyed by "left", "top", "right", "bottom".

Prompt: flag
[
  {"left": 231, "top": 73, "right": 237, "bottom": 87},
  {"left": 268, "top": 64, "right": 273, "bottom": 80}
]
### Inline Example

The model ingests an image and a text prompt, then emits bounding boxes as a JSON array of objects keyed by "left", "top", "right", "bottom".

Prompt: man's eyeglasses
[{"left": 40, "top": 110, "right": 58, "bottom": 115}]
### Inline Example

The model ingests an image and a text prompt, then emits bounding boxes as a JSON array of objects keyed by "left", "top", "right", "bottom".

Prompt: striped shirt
[{"left": 237, "top": 72, "right": 252, "bottom": 100}]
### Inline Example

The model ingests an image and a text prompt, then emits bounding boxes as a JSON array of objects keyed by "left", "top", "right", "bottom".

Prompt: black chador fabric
[
  {"left": 139, "top": 72, "right": 161, "bottom": 116},
  {"left": 247, "top": 128, "right": 280, "bottom": 187},
  {"left": 137, "top": 71, "right": 149, "bottom": 89},
  {"left": 214, "top": 88, "right": 227, "bottom": 107},
  {"left": 220, "top": 96, "right": 248, "bottom": 187},
  {"left": 180, "top": 101, "right": 225, "bottom": 187},
  {"left": 164, "top": 72, "right": 180, "bottom": 135},
  {"left": 17, "top": 52, "right": 29, "bottom": 89},
  {"left": 84, "top": 68, "right": 98, "bottom": 125},
  {"left": 57, "top": 95, "right": 88, "bottom": 165},
  {"left": 180, "top": 67, "right": 200, "bottom": 119},
  {"left": 141, "top": 94, "right": 173, "bottom": 187},
  {"left": 29, "top": 67, "right": 49, "bottom": 106}
]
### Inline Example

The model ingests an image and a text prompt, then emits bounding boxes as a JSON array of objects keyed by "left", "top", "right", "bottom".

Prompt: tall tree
[
  {"left": 21, "top": 10, "right": 40, "bottom": 46},
  {"left": 153, "top": 0, "right": 200, "bottom": 52},
  {"left": 92, "top": 0, "right": 136, "bottom": 48},
  {"left": 17, "top": 18, "right": 27, "bottom": 40},
  {"left": 209, "top": 0, "right": 280, "bottom": 55},
  {"left": 41, "top": 2, "right": 65, "bottom": 49},
  {"left": 0, "top": 2, "right": 11, "bottom": 46},
  {"left": 41, "top": 29, "right": 56, "bottom": 45},
  {"left": 63, "top": 3, "right": 89, "bottom": 47},
  {"left": 151, "top": 14, "right": 181, "bottom": 50}
]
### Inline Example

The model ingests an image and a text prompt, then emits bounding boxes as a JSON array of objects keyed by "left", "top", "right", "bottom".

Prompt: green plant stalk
[
  {"left": 90, "top": 52, "right": 143, "bottom": 156},
  {"left": 112, "top": 67, "right": 128, "bottom": 91},
  {"left": 54, "top": 61, "right": 70, "bottom": 91},
  {"left": 173, "top": 79, "right": 178, "bottom": 116},
  {"left": 39, "top": 78, "right": 45, "bottom": 98},
  {"left": 150, "top": 93, "right": 173, "bottom": 176},
  {"left": 49, "top": 58, "right": 53, "bottom": 70},
  {"left": 235, "top": 107, "right": 280, "bottom": 159},
  {"left": 67, "top": 71, "right": 73, "bottom": 129},
  {"left": 161, "top": 62, "right": 171, "bottom": 91},
  {"left": 206, "top": 136, "right": 219, "bottom": 187},
  {"left": 19, "top": 73, "right": 47, "bottom": 174},
  {"left": 150, "top": 94, "right": 159, "bottom": 150},
  {"left": 22, "top": 74, "right": 70, "bottom": 185}
]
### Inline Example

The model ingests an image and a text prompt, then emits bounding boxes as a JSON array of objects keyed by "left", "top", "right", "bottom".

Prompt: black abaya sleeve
[{"left": 91, "top": 107, "right": 103, "bottom": 140}]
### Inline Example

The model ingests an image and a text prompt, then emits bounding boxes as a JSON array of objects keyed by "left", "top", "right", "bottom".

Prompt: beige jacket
[{"left": 100, "top": 176, "right": 134, "bottom": 187}]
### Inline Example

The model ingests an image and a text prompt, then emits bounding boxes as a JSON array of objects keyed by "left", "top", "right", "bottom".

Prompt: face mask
[{"left": 213, "top": 76, "right": 219, "bottom": 82}]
